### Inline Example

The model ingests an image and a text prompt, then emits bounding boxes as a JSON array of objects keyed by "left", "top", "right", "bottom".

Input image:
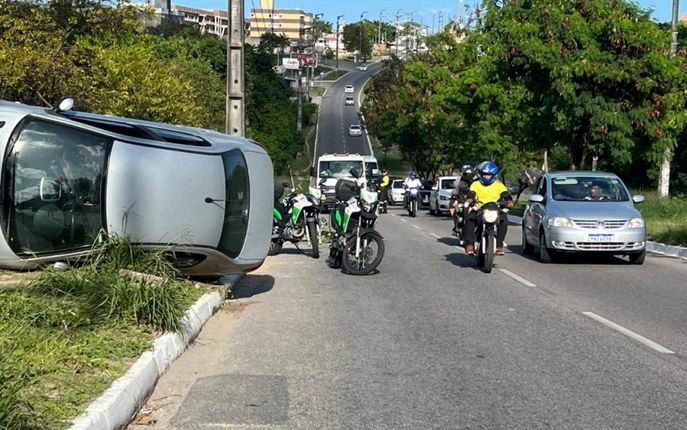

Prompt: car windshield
[
  {"left": 319, "top": 161, "right": 364, "bottom": 179},
  {"left": 392, "top": 181, "right": 403, "bottom": 189},
  {"left": 551, "top": 176, "right": 630, "bottom": 202},
  {"left": 3, "top": 119, "right": 110, "bottom": 255},
  {"left": 441, "top": 179, "right": 456, "bottom": 189},
  {"left": 350, "top": 125, "right": 360, "bottom": 130}
]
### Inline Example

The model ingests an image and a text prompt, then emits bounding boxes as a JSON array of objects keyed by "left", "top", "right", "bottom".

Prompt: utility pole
[
  {"left": 359, "top": 11, "right": 368, "bottom": 63},
  {"left": 226, "top": 0, "right": 245, "bottom": 136},
  {"left": 377, "top": 9, "right": 386, "bottom": 44},
  {"left": 438, "top": 11, "right": 443, "bottom": 32},
  {"left": 335, "top": 15, "right": 343, "bottom": 71},
  {"left": 658, "top": 0, "right": 680, "bottom": 197},
  {"left": 395, "top": 9, "right": 403, "bottom": 57},
  {"left": 297, "top": 69, "right": 303, "bottom": 133}
]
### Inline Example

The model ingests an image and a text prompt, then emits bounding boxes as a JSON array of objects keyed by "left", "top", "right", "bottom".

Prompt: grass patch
[
  {"left": 314, "top": 65, "right": 333, "bottom": 76},
  {"left": 0, "top": 236, "right": 204, "bottom": 429},
  {"left": 635, "top": 192, "right": 687, "bottom": 247},
  {"left": 309, "top": 86, "right": 326, "bottom": 97},
  {"left": 320, "top": 70, "right": 349, "bottom": 81}
]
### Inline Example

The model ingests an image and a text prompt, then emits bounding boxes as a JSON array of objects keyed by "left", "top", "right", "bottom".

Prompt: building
[
  {"left": 248, "top": 2, "right": 314, "bottom": 43},
  {"left": 173, "top": 5, "right": 228, "bottom": 37}
]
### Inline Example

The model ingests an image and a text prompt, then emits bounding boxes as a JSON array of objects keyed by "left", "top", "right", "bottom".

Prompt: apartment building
[
  {"left": 248, "top": 8, "right": 314, "bottom": 43},
  {"left": 173, "top": 5, "right": 228, "bottom": 37}
]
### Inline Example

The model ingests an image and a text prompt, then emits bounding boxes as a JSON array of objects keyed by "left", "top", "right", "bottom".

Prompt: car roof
[{"left": 546, "top": 171, "right": 620, "bottom": 179}]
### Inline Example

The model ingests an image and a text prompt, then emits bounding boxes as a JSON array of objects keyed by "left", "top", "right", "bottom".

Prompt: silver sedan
[{"left": 522, "top": 172, "right": 646, "bottom": 264}]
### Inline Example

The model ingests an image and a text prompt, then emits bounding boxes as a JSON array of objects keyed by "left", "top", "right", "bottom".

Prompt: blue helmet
[
  {"left": 478, "top": 162, "right": 499, "bottom": 185},
  {"left": 409, "top": 170, "right": 418, "bottom": 178}
]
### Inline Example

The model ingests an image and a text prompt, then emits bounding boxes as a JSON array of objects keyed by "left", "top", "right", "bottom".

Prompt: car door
[{"left": 524, "top": 176, "right": 547, "bottom": 243}]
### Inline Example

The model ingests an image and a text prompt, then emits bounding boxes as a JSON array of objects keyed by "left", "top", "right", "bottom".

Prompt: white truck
[{"left": 311, "top": 153, "right": 378, "bottom": 209}]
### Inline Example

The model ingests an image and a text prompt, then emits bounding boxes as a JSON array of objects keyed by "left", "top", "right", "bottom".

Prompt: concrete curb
[
  {"left": 507, "top": 214, "right": 687, "bottom": 261},
  {"left": 69, "top": 274, "right": 244, "bottom": 430}
]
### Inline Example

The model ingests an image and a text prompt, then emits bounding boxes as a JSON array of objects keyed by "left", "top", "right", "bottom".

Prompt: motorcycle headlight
[
  {"left": 483, "top": 209, "right": 499, "bottom": 224},
  {"left": 548, "top": 217, "right": 573, "bottom": 228},
  {"left": 628, "top": 217, "right": 644, "bottom": 228}
]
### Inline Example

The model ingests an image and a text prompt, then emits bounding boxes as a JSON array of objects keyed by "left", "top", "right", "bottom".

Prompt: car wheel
[
  {"left": 429, "top": 201, "right": 435, "bottom": 215},
  {"left": 629, "top": 249, "right": 646, "bottom": 265},
  {"left": 539, "top": 231, "right": 556, "bottom": 263},
  {"left": 522, "top": 226, "right": 534, "bottom": 255}
]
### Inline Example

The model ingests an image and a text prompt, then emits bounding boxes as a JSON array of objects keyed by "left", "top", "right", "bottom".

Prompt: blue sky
[{"left": 181, "top": 1, "right": 681, "bottom": 27}]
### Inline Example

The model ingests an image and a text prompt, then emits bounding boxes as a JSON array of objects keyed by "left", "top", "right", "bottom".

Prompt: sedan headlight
[
  {"left": 628, "top": 217, "right": 644, "bottom": 228},
  {"left": 548, "top": 217, "right": 573, "bottom": 228},
  {"left": 439, "top": 195, "right": 450, "bottom": 201}
]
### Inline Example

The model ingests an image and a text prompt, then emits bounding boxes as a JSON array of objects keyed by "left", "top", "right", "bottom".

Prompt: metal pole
[
  {"left": 297, "top": 69, "right": 303, "bottom": 133},
  {"left": 336, "top": 15, "right": 343, "bottom": 71},
  {"left": 378, "top": 9, "right": 386, "bottom": 44},
  {"left": 359, "top": 11, "right": 368, "bottom": 63},
  {"left": 395, "top": 10, "right": 403, "bottom": 57},
  {"left": 658, "top": 0, "right": 680, "bottom": 197},
  {"left": 226, "top": 0, "right": 245, "bottom": 136}
]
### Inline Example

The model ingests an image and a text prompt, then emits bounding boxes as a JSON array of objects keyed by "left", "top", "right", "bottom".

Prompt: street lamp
[
  {"left": 359, "top": 11, "right": 368, "bottom": 63},
  {"left": 336, "top": 14, "right": 344, "bottom": 71},
  {"left": 395, "top": 9, "right": 405, "bottom": 57},
  {"left": 378, "top": 9, "right": 386, "bottom": 44}
]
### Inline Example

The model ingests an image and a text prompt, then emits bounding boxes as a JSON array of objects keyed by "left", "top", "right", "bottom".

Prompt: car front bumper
[{"left": 546, "top": 227, "right": 646, "bottom": 252}]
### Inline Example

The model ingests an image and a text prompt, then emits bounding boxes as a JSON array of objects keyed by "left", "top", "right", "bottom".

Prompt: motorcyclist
[
  {"left": 379, "top": 169, "right": 390, "bottom": 203},
  {"left": 463, "top": 162, "right": 513, "bottom": 256},
  {"left": 403, "top": 171, "right": 423, "bottom": 209},
  {"left": 449, "top": 166, "right": 475, "bottom": 235}
]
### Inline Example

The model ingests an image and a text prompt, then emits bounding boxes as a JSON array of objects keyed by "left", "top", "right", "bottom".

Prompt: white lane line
[
  {"left": 412, "top": 225, "right": 422, "bottom": 230},
  {"left": 582, "top": 312, "right": 675, "bottom": 354},
  {"left": 430, "top": 233, "right": 441, "bottom": 239},
  {"left": 400, "top": 218, "right": 408, "bottom": 223},
  {"left": 499, "top": 269, "right": 537, "bottom": 288}
]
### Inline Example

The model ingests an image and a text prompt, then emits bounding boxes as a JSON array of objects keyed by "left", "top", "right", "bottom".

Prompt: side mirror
[
  {"left": 632, "top": 195, "right": 645, "bottom": 204},
  {"left": 318, "top": 178, "right": 326, "bottom": 186},
  {"left": 350, "top": 168, "right": 360, "bottom": 178},
  {"left": 39, "top": 177, "right": 61, "bottom": 202},
  {"left": 528, "top": 194, "right": 545, "bottom": 204}
]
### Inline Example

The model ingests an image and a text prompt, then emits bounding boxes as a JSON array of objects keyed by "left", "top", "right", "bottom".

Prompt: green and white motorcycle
[
  {"left": 270, "top": 187, "right": 323, "bottom": 258},
  {"left": 328, "top": 178, "right": 385, "bottom": 275}
]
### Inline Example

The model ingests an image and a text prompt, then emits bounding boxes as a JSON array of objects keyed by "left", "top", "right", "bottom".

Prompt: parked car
[
  {"left": 344, "top": 85, "right": 355, "bottom": 94},
  {"left": 522, "top": 172, "right": 646, "bottom": 264},
  {"left": 390, "top": 179, "right": 405, "bottom": 204},
  {"left": 344, "top": 96, "right": 355, "bottom": 106},
  {"left": 0, "top": 98, "right": 273, "bottom": 276},
  {"left": 348, "top": 124, "right": 363, "bottom": 137},
  {"left": 429, "top": 176, "right": 458, "bottom": 215}
]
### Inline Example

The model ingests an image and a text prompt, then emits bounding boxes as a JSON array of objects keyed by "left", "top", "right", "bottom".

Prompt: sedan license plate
[{"left": 588, "top": 234, "right": 615, "bottom": 242}]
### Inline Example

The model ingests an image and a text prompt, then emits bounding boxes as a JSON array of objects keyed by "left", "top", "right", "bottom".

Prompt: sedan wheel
[
  {"left": 539, "top": 232, "right": 555, "bottom": 263},
  {"left": 522, "top": 226, "right": 534, "bottom": 255}
]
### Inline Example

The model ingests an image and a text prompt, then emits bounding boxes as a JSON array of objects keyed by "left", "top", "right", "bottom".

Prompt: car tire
[
  {"left": 429, "top": 202, "right": 435, "bottom": 215},
  {"left": 539, "top": 231, "right": 556, "bottom": 263},
  {"left": 629, "top": 249, "right": 646, "bottom": 265},
  {"left": 522, "top": 226, "right": 534, "bottom": 255}
]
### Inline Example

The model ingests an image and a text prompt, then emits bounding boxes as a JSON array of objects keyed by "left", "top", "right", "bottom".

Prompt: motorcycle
[
  {"left": 270, "top": 187, "right": 323, "bottom": 258},
  {"left": 376, "top": 184, "right": 388, "bottom": 214},
  {"left": 328, "top": 171, "right": 385, "bottom": 275},
  {"left": 451, "top": 200, "right": 469, "bottom": 242},
  {"left": 471, "top": 201, "right": 508, "bottom": 273},
  {"left": 405, "top": 187, "right": 419, "bottom": 217}
]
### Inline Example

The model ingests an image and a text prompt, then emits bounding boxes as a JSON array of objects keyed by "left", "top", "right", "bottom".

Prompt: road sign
[{"left": 282, "top": 58, "right": 300, "bottom": 70}]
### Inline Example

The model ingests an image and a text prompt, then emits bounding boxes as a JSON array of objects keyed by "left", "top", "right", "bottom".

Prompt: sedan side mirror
[
  {"left": 528, "top": 194, "right": 545, "bottom": 203},
  {"left": 318, "top": 178, "right": 326, "bottom": 186},
  {"left": 632, "top": 195, "right": 645, "bottom": 204}
]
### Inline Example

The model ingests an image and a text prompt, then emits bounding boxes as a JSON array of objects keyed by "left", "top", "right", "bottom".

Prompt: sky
[{"left": 181, "top": 1, "right": 682, "bottom": 28}]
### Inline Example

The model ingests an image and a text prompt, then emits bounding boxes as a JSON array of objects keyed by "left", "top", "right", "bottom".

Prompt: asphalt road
[
  {"left": 135, "top": 206, "right": 687, "bottom": 429},
  {"left": 314, "top": 62, "right": 384, "bottom": 158}
]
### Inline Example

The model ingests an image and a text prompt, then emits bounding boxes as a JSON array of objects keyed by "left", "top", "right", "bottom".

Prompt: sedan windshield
[{"left": 551, "top": 177, "right": 630, "bottom": 202}]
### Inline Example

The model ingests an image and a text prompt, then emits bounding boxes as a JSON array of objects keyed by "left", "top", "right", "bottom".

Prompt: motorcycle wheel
[
  {"left": 308, "top": 221, "right": 319, "bottom": 259},
  {"left": 342, "top": 233, "right": 385, "bottom": 275},
  {"left": 483, "top": 235, "right": 495, "bottom": 273},
  {"left": 411, "top": 201, "right": 417, "bottom": 217},
  {"left": 268, "top": 239, "right": 283, "bottom": 256},
  {"left": 328, "top": 246, "right": 341, "bottom": 268}
]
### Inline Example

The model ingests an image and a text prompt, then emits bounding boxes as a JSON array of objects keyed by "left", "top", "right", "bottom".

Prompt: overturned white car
[{"left": 0, "top": 99, "right": 273, "bottom": 276}]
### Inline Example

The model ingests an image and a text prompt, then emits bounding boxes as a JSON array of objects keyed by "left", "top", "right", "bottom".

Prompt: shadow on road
[
  {"left": 230, "top": 275, "right": 275, "bottom": 299},
  {"left": 438, "top": 237, "right": 462, "bottom": 247}
]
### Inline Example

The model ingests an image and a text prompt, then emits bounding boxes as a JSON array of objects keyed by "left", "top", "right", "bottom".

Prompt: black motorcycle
[{"left": 471, "top": 201, "right": 508, "bottom": 273}]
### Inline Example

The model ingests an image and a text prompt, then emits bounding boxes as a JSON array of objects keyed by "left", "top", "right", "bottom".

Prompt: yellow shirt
[
  {"left": 470, "top": 180, "right": 507, "bottom": 208},
  {"left": 380, "top": 175, "right": 390, "bottom": 187}
]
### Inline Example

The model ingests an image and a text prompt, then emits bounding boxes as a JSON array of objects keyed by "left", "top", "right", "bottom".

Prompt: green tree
[{"left": 342, "top": 21, "right": 376, "bottom": 60}]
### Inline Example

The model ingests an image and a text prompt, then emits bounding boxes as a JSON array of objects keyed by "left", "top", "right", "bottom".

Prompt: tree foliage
[
  {"left": 342, "top": 21, "right": 376, "bottom": 59},
  {"left": 363, "top": 0, "right": 687, "bottom": 190},
  {"left": 0, "top": 0, "right": 307, "bottom": 173}
]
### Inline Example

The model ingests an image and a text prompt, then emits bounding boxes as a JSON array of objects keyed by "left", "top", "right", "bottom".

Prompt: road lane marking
[
  {"left": 430, "top": 233, "right": 441, "bottom": 239},
  {"left": 499, "top": 269, "right": 537, "bottom": 288},
  {"left": 400, "top": 218, "right": 408, "bottom": 223},
  {"left": 412, "top": 224, "right": 422, "bottom": 230},
  {"left": 582, "top": 312, "right": 675, "bottom": 354}
]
